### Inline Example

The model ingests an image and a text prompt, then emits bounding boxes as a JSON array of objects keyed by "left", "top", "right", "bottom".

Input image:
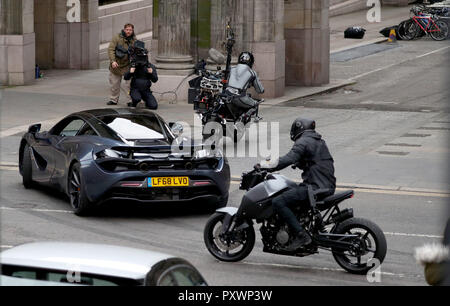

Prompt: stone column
[
  {"left": 54, "top": 0, "right": 99, "bottom": 69},
  {"left": 0, "top": 0, "right": 35, "bottom": 85},
  {"left": 150, "top": 0, "right": 159, "bottom": 64},
  {"left": 210, "top": 0, "right": 245, "bottom": 57},
  {"left": 154, "top": 0, "right": 194, "bottom": 75},
  {"left": 191, "top": 0, "right": 212, "bottom": 62},
  {"left": 251, "top": 0, "right": 285, "bottom": 98},
  {"left": 34, "top": 0, "right": 54, "bottom": 69},
  {"left": 284, "top": 0, "right": 330, "bottom": 86}
]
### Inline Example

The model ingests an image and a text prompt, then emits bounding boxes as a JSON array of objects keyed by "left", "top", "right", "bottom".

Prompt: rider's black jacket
[{"left": 270, "top": 130, "right": 336, "bottom": 191}]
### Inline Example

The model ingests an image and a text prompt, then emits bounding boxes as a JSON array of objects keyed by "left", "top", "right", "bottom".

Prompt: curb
[
  {"left": 262, "top": 79, "right": 357, "bottom": 107},
  {"left": 230, "top": 176, "right": 450, "bottom": 196},
  {"left": 330, "top": 37, "right": 389, "bottom": 54}
]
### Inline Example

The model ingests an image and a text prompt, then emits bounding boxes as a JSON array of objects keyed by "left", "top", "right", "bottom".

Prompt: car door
[
  {"left": 47, "top": 118, "right": 87, "bottom": 186},
  {"left": 30, "top": 130, "right": 57, "bottom": 184}
]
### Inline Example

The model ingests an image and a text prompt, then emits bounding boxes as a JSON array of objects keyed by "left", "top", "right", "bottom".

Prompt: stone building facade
[{"left": 1, "top": 0, "right": 410, "bottom": 96}]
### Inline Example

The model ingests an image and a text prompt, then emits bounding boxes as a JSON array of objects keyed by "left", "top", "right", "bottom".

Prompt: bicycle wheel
[
  {"left": 429, "top": 19, "right": 449, "bottom": 41},
  {"left": 398, "top": 19, "right": 420, "bottom": 40}
]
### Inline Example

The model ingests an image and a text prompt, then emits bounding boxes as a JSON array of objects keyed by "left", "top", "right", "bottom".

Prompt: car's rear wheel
[
  {"left": 68, "top": 162, "right": 92, "bottom": 216},
  {"left": 21, "top": 144, "right": 34, "bottom": 189}
]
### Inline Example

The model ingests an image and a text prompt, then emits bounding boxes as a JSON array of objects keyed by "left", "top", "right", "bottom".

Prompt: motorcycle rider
[
  {"left": 257, "top": 118, "right": 336, "bottom": 251},
  {"left": 226, "top": 52, "right": 264, "bottom": 111}
]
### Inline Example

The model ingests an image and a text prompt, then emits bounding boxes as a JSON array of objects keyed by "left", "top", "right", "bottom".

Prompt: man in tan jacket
[{"left": 107, "top": 23, "right": 136, "bottom": 105}]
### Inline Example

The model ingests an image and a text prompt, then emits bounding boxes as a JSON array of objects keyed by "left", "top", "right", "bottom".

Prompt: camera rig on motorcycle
[{"left": 188, "top": 22, "right": 263, "bottom": 143}]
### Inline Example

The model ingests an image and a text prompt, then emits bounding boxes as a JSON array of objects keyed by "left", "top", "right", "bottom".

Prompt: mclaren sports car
[{"left": 19, "top": 108, "right": 230, "bottom": 216}]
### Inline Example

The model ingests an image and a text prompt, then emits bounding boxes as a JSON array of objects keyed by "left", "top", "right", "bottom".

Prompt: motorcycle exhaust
[{"left": 330, "top": 208, "right": 353, "bottom": 224}]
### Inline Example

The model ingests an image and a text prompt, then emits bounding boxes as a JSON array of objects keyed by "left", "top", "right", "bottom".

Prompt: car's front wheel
[
  {"left": 21, "top": 143, "right": 34, "bottom": 189},
  {"left": 68, "top": 162, "right": 92, "bottom": 216}
]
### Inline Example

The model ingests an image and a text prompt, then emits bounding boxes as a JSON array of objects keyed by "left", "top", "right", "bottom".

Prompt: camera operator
[
  {"left": 107, "top": 23, "right": 136, "bottom": 106},
  {"left": 123, "top": 41, "right": 158, "bottom": 109}
]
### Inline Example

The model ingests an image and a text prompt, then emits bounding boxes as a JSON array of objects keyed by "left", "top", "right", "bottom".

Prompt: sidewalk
[
  {"left": 330, "top": 5, "right": 411, "bottom": 53},
  {"left": 0, "top": 5, "right": 413, "bottom": 131}
]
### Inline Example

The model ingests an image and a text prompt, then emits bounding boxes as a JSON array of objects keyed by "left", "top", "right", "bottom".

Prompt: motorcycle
[
  {"left": 203, "top": 166, "right": 387, "bottom": 275},
  {"left": 188, "top": 23, "right": 263, "bottom": 143}
]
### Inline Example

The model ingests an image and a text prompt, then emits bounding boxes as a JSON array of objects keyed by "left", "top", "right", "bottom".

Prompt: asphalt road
[
  {"left": 1, "top": 38, "right": 449, "bottom": 286},
  {"left": 0, "top": 167, "right": 446, "bottom": 285}
]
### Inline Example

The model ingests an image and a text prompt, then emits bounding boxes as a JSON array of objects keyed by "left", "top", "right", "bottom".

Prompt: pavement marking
[
  {"left": 401, "top": 133, "right": 431, "bottom": 137},
  {"left": 239, "top": 261, "right": 422, "bottom": 279},
  {"left": 0, "top": 118, "right": 62, "bottom": 138},
  {"left": 415, "top": 45, "right": 450, "bottom": 59},
  {"left": 376, "top": 151, "right": 409, "bottom": 156},
  {"left": 0, "top": 162, "right": 18, "bottom": 166},
  {"left": 384, "top": 232, "right": 443, "bottom": 239},
  {"left": 0, "top": 245, "right": 14, "bottom": 249},
  {"left": 350, "top": 45, "right": 450, "bottom": 81},
  {"left": 0, "top": 206, "right": 74, "bottom": 214},
  {"left": 384, "top": 143, "right": 422, "bottom": 148},
  {"left": 0, "top": 166, "right": 19, "bottom": 171}
]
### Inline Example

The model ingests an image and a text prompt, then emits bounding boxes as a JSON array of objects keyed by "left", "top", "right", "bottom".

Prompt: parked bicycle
[{"left": 398, "top": 6, "right": 449, "bottom": 41}]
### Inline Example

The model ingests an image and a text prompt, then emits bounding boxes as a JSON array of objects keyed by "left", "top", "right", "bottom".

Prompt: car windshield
[{"left": 98, "top": 115, "right": 168, "bottom": 141}]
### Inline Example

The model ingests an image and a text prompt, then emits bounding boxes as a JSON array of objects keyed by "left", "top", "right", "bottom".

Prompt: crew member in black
[
  {"left": 260, "top": 118, "right": 336, "bottom": 251},
  {"left": 123, "top": 41, "right": 158, "bottom": 109}
]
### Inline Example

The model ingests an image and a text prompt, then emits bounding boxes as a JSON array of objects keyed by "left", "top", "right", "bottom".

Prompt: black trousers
[
  {"left": 131, "top": 88, "right": 158, "bottom": 110},
  {"left": 271, "top": 185, "right": 309, "bottom": 234}
]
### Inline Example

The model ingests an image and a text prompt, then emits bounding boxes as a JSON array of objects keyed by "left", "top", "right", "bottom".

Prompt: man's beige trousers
[{"left": 109, "top": 71, "right": 131, "bottom": 104}]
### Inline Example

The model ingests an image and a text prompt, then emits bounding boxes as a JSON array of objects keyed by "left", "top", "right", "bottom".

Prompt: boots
[{"left": 284, "top": 231, "right": 312, "bottom": 251}]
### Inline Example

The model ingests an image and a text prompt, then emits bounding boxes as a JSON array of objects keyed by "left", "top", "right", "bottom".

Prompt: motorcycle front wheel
[
  {"left": 204, "top": 213, "right": 255, "bottom": 262},
  {"left": 331, "top": 217, "right": 387, "bottom": 275}
]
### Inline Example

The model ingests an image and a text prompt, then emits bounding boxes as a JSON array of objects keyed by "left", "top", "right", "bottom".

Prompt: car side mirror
[
  {"left": 28, "top": 123, "right": 41, "bottom": 134},
  {"left": 169, "top": 122, "right": 184, "bottom": 137}
]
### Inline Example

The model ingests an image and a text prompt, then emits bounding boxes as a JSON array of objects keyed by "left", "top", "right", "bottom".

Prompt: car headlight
[
  {"left": 94, "top": 149, "right": 127, "bottom": 160},
  {"left": 194, "top": 149, "right": 223, "bottom": 159}
]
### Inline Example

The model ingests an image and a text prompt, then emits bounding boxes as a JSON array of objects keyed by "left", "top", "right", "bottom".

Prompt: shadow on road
[{"left": 28, "top": 184, "right": 216, "bottom": 219}]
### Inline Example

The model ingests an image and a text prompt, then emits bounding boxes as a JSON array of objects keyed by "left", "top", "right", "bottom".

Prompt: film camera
[{"left": 129, "top": 40, "right": 150, "bottom": 68}]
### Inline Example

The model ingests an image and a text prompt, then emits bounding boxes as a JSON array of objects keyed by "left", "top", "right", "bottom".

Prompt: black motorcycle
[
  {"left": 204, "top": 167, "right": 387, "bottom": 274},
  {"left": 188, "top": 24, "right": 263, "bottom": 143}
]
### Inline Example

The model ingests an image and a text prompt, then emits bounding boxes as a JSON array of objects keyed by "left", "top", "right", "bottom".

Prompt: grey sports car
[{"left": 19, "top": 108, "right": 230, "bottom": 216}]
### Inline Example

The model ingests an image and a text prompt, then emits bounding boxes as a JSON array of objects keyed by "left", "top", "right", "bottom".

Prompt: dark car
[{"left": 18, "top": 108, "right": 230, "bottom": 216}]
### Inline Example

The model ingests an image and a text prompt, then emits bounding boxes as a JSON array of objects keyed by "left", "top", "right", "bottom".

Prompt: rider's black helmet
[
  {"left": 238, "top": 52, "right": 255, "bottom": 68},
  {"left": 290, "top": 118, "right": 316, "bottom": 141}
]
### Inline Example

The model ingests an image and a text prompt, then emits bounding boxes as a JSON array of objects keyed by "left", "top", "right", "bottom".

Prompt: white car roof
[{"left": 0, "top": 242, "right": 175, "bottom": 280}]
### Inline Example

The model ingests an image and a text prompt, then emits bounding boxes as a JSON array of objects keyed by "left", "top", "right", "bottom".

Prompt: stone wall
[
  {"left": 0, "top": 33, "right": 35, "bottom": 85},
  {"left": 0, "top": 0, "right": 35, "bottom": 85},
  {"left": 53, "top": 0, "right": 99, "bottom": 69},
  {"left": 251, "top": 0, "right": 285, "bottom": 98},
  {"left": 98, "top": 0, "right": 153, "bottom": 44},
  {"left": 284, "top": 0, "right": 330, "bottom": 87}
]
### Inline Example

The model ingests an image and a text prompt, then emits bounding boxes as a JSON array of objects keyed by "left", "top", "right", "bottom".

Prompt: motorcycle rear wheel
[
  {"left": 331, "top": 217, "right": 387, "bottom": 275},
  {"left": 204, "top": 213, "right": 255, "bottom": 262}
]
